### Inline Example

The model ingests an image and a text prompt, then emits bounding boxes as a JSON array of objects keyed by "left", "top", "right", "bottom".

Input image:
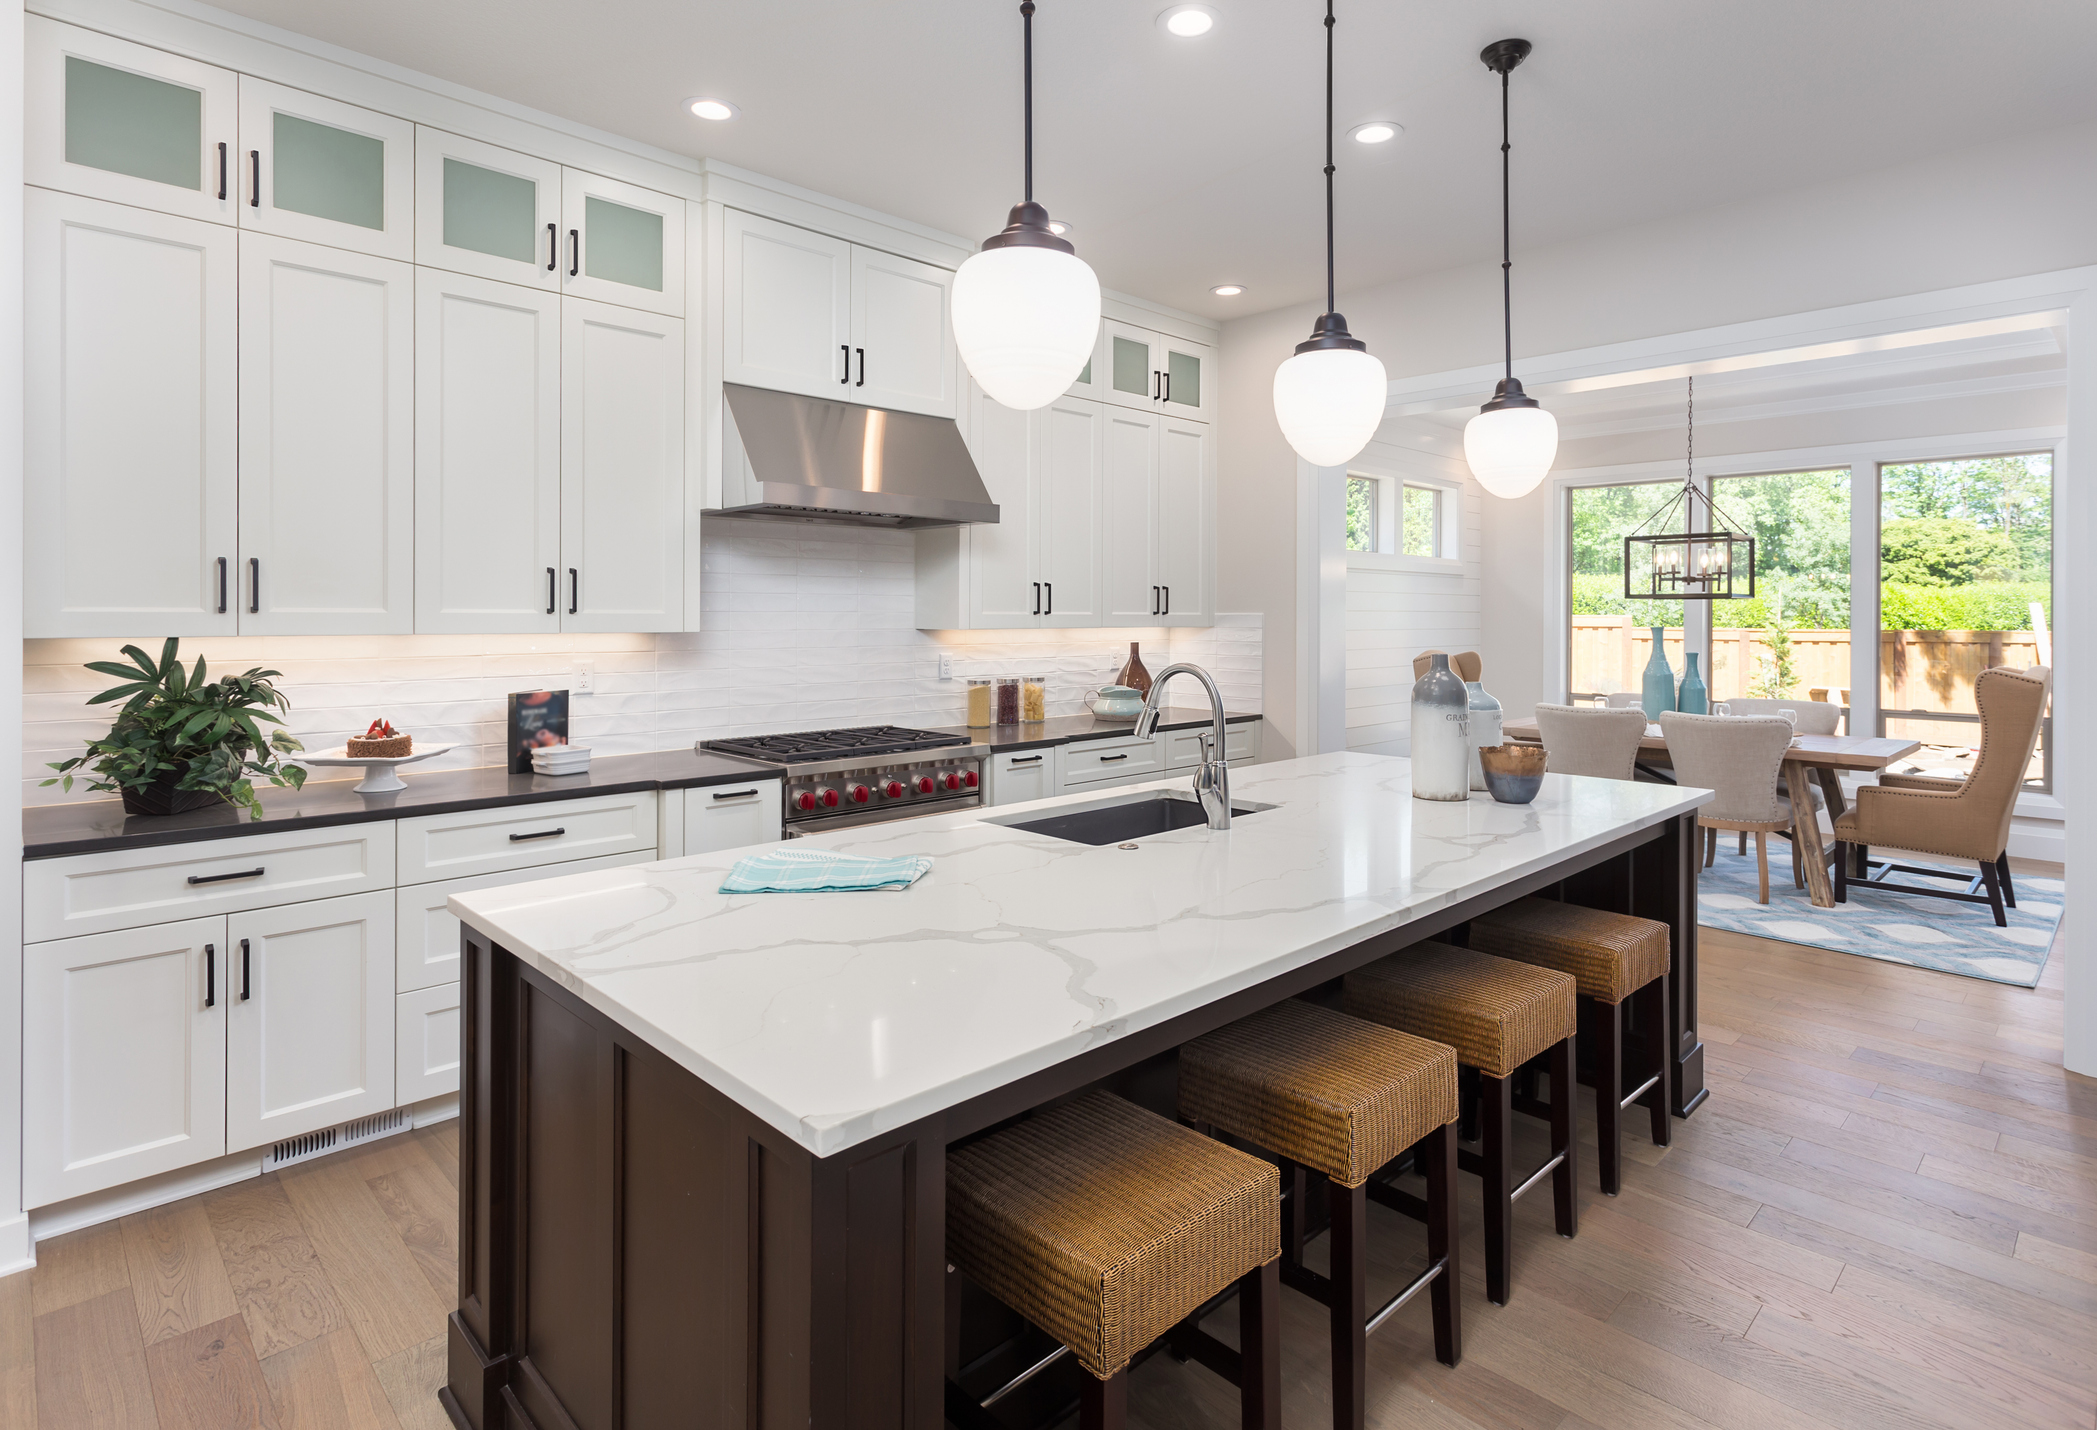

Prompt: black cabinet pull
[
  {"left": 1044, "top": 582, "right": 1052, "bottom": 615},
  {"left": 188, "top": 867, "right": 264, "bottom": 886},
  {"left": 1032, "top": 582, "right": 1041, "bottom": 616},
  {"left": 546, "top": 567, "right": 557, "bottom": 615},
  {"left": 1162, "top": 586, "right": 1170, "bottom": 616},
  {"left": 1162, "top": 371, "right": 1171, "bottom": 405},
  {"left": 547, "top": 222, "right": 558, "bottom": 271},
  {"left": 855, "top": 347, "right": 865, "bottom": 387},
  {"left": 509, "top": 826, "right": 566, "bottom": 842},
  {"left": 241, "top": 938, "right": 251, "bottom": 1001},
  {"left": 1151, "top": 586, "right": 1159, "bottom": 616},
  {"left": 712, "top": 789, "right": 760, "bottom": 801},
  {"left": 1151, "top": 369, "right": 1160, "bottom": 399},
  {"left": 217, "top": 557, "right": 228, "bottom": 614},
  {"left": 1100, "top": 753, "right": 1130, "bottom": 763},
  {"left": 217, "top": 143, "right": 227, "bottom": 201},
  {"left": 247, "top": 558, "right": 260, "bottom": 614},
  {"left": 204, "top": 944, "right": 215, "bottom": 1008},
  {"left": 249, "top": 150, "right": 260, "bottom": 207},
  {"left": 568, "top": 568, "right": 578, "bottom": 615},
  {"left": 1009, "top": 755, "right": 1043, "bottom": 766},
  {"left": 569, "top": 229, "right": 580, "bottom": 277},
  {"left": 840, "top": 344, "right": 850, "bottom": 384}
]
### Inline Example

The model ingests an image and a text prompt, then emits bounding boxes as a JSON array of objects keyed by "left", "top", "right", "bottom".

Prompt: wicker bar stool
[
  {"left": 945, "top": 1089, "right": 1282, "bottom": 1430},
  {"left": 1467, "top": 897, "right": 1673, "bottom": 1195},
  {"left": 1179, "top": 1000, "right": 1461, "bottom": 1430},
  {"left": 1343, "top": 943, "right": 1578, "bottom": 1306}
]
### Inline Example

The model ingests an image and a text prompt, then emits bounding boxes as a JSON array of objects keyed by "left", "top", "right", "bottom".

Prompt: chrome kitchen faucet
[{"left": 1133, "top": 663, "right": 1232, "bottom": 830}]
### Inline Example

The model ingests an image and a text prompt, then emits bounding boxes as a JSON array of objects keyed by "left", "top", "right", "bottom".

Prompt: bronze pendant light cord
[
  {"left": 1021, "top": 0, "right": 1034, "bottom": 203},
  {"left": 1499, "top": 57, "right": 1512, "bottom": 385},
  {"left": 1324, "top": 0, "right": 1335, "bottom": 317}
]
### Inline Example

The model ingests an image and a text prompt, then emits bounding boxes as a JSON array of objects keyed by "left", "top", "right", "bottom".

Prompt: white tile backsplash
[{"left": 24, "top": 525, "right": 1262, "bottom": 805}]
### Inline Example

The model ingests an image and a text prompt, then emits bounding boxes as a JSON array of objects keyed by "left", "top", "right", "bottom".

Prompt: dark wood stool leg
[
  {"left": 1551, "top": 1036, "right": 1579, "bottom": 1240},
  {"left": 1239, "top": 1257, "right": 1281, "bottom": 1430},
  {"left": 1644, "top": 972, "right": 1672, "bottom": 1147},
  {"left": 1424, "top": 1121, "right": 1460, "bottom": 1367},
  {"left": 1283, "top": 1160, "right": 1307, "bottom": 1268},
  {"left": 1328, "top": 1180, "right": 1366, "bottom": 1430},
  {"left": 944, "top": 1263, "right": 963, "bottom": 1377},
  {"left": 1080, "top": 1369, "right": 1128, "bottom": 1430},
  {"left": 1481, "top": 1071, "right": 1512, "bottom": 1305},
  {"left": 1594, "top": 994, "right": 1622, "bottom": 1196}
]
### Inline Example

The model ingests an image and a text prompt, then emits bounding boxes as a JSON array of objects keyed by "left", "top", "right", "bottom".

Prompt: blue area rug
[{"left": 1696, "top": 839, "right": 2060, "bottom": 987}]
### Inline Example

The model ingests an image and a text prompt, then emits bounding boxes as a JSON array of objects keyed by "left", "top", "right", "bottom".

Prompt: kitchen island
[{"left": 439, "top": 752, "right": 1709, "bottom": 1430}]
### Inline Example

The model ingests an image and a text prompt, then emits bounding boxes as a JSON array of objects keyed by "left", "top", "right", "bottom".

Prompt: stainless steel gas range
[{"left": 698, "top": 725, "right": 989, "bottom": 836}]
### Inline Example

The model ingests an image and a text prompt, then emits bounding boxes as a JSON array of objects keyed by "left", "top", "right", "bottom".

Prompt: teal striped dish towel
[{"left": 718, "top": 847, "right": 933, "bottom": 894}]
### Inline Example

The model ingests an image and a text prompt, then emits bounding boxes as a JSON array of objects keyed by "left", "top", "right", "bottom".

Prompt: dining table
[{"left": 1501, "top": 718, "right": 1923, "bottom": 907}]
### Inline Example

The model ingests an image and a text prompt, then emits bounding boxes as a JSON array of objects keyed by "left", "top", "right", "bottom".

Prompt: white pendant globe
[
  {"left": 952, "top": 245, "right": 1101, "bottom": 411},
  {"left": 1463, "top": 403, "right": 1559, "bottom": 498},
  {"left": 1272, "top": 345, "right": 1388, "bottom": 468}
]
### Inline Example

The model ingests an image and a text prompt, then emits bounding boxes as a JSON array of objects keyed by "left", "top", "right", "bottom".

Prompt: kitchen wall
[
  {"left": 1344, "top": 477, "right": 1486, "bottom": 758},
  {"left": 21, "top": 523, "right": 1262, "bottom": 807}
]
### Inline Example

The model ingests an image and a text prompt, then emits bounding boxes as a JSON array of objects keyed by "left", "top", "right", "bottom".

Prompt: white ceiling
[{"left": 206, "top": 0, "right": 2097, "bottom": 320}]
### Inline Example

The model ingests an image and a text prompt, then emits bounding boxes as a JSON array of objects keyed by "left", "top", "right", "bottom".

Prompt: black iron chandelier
[{"left": 1622, "top": 377, "right": 1756, "bottom": 601}]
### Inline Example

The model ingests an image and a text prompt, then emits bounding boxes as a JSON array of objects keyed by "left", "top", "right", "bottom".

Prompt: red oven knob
[
  {"left": 963, "top": 770, "right": 979, "bottom": 788},
  {"left": 942, "top": 771, "right": 962, "bottom": 791},
  {"left": 816, "top": 787, "right": 840, "bottom": 808},
  {"left": 794, "top": 790, "right": 817, "bottom": 811},
  {"left": 916, "top": 775, "right": 935, "bottom": 794},
  {"left": 883, "top": 780, "right": 905, "bottom": 799},
  {"left": 847, "top": 784, "right": 871, "bottom": 804}
]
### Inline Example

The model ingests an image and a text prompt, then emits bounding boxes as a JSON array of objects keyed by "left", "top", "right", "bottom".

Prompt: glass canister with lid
[
  {"left": 1021, "top": 674, "right": 1047, "bottom": 723},
  {"left": 966, "top": 677, "right": 994, "bottom": 728},
  {"left": 994, "top": 676, "right": 1021, "bottom": 724}
]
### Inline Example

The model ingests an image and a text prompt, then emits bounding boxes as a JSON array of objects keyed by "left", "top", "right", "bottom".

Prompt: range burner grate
[{"left": 702, "top": 725, "right": 971, "bottom": 765}]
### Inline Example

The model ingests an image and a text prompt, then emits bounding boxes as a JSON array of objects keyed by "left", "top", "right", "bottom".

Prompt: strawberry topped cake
[{"left": 347, "top": 719, "right": 412, "bottom": 759}]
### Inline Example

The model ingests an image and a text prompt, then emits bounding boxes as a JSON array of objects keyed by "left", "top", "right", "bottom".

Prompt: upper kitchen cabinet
[
  {"left": 1101, "top": 319, "right": 1215, "bottom": 424},
  {"left": 237, "top": 78, "right": 414, "bottom": 261},
  {"left": 561, "top": 169, "right": 686, "bottom": 316},
  {"left": 25, "top": 189, "right": 238, "bottom": 638},
  {"left": 239, "top": 234, "right": 416, "bottom": 634},
  {"left": 721, "top": 208, "right": 958, "bottom": 418},
  {"left": 1099, "top": 405, "right": 1214, "bottom": 627},
  {"left": 560, "top": 299, "right": 686, "bottom": 632},
  {"left": 415, "top": 127, "right": 562, "bottom": 290},
  {"left": 26, "top": 17, "right": 238, "bottom": 224}
]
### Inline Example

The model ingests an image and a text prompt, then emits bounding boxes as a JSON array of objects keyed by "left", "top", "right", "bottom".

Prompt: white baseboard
[
  {"left": 412, "top": 1093, "right": 460, "bottom": 1125},
  {"left": 0, "top": 1214, "right": 33, "bottom": 1278},
  {"left": 2008, "top": 818, "right": 2066, "bottom": 865},
  {"left": 31, "top": 1152, "right": 265, "bottom": 1243}
]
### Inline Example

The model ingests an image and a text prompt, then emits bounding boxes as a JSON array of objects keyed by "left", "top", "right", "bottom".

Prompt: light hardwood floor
[{"left": 4, "top": 909, "right": 2092, "bottom": 1429}]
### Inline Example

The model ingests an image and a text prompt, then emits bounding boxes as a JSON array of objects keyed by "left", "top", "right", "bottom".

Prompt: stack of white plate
[{"left": 531, "top": 744, "right": 593, "bottom": 777}]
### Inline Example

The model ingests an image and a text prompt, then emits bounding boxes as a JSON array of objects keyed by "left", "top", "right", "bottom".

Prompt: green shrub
[{"left": 1880, "top": 582, "right": 2050, "bottom": 632}]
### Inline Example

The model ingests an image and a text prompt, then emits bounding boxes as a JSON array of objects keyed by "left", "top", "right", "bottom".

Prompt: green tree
[{"left": 1880, "top": 518, "right": 2018, "bottom": 586}]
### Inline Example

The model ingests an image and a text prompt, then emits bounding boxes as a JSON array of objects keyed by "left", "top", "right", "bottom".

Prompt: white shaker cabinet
[
  {"left": 23, "top": 917, "right": 228, "bottom": 1206},
  {"left": 26, "top": 17, "right": 239, "bottom": 225},
  {"left": 25, "top": 189, "right": 238, "bottom": 637},
  {"left": 952, "top": 388, "right": 1037, "bottom": 628},
  {"left": 1101, "top": 320, "right": 1215, "bottom": 424},
  {"left": 225, "top": 890, "right": 396, "bottom": 1154},
  {"left": 720, "top": 208, "right": 853, "bottom": 399},
  {"left": 1035, "top": 395, "right": 1107, "bottom": 627},
  {"left": 414, "top": 127, "right": 563, "bottom": 290},
  {"left": 683, "top": 778, "right": 785, "bottom": 853},
  {"left": 560, "top": 168, "right": 685, "bottom": 316},
  {"left": 237, "top": 78, "right": 414, "bottom": 261},
  {"left": 1100, "top": 405, "right": 1163, "bottom": 623},
  {"left": 1156, "top": 413, "right": 1214, "bottom": 626},
  {"left": 560, "top": 298, "right": 686, "bottom": 632},
  {"left": 239, "top": 234, "right": 416, "bottom": 633},
  {"left": 414, "top": 269, "right": 564, "bottom": 633},
  {"left": 1098, "top": 405, "right": 1212, "bottom": 627},
  {"left": 849, "top": 246, "right": 957, "bottom": 416}
]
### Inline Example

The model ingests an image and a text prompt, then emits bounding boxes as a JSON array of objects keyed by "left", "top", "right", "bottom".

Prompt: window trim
[{"left": 1344, "top": 456, "right": 1465, "bottom": 573}]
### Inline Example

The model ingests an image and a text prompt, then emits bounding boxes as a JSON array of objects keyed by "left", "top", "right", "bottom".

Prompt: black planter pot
[{"left": 121, "top": 776, "right": 224, "bottom": 817}]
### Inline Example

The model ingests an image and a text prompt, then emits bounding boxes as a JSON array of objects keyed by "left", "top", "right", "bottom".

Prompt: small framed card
[{"left": 507, "top": 690, "right": 569, "bottom": 772}]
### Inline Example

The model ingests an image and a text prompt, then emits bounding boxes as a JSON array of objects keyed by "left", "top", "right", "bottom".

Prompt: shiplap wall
[
  {"left": 1344, "top": 470, "right": 1486, "bottom": 757},
  {"left": 23, "top": 524, "right": 1263, "bottom": 806}
]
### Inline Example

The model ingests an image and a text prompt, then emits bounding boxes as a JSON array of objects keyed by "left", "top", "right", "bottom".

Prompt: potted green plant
[{"left": 43, "top": 638, "right": 309, "bottom": 819}]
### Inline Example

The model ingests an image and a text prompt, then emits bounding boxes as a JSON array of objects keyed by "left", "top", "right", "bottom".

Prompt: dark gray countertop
[
  {"left": 23, "top": 749, "right": 781, "bottom": 860},
  {"left": 928, "top": 707, "right": 1262, "bottom": 754}
]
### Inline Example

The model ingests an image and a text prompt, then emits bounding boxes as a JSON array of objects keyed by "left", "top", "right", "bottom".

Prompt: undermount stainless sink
[{"left": 986, "top": 790, "right": 1275, "bottom": 846}]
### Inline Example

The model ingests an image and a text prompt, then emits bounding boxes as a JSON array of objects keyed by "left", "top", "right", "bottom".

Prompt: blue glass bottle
[
  {"left": 1641, "top": 627, "right": 1676, "bottom": 720},
  {"left": 1678, "top": 652, "right": 1708, "bottom": 715}
]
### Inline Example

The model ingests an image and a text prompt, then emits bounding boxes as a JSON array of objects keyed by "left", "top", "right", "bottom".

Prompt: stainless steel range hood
[{"left": 709, "top": 383, "right": 999, "bottom": 528}]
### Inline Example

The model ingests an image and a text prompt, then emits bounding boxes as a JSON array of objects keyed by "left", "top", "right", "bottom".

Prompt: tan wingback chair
[
  {"left": 1412, "top": 650, "right": 1482, "bottom": 682},
  {"left": 1534, "top": 703, "right": 1647, "bottom": 781},
  {"left": 1832, "top": 666, "right": 2047, "bottom": 926},
  {"left": 1659, "top": 712, "right": 1800, "bottom": 903}
]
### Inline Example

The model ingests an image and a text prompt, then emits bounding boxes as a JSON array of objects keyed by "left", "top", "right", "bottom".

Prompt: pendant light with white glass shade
[
  {"left": 1463, "top": 39, "right": 1559, "bottom": 499},
  {"left": 951, "top": 1, "right": 1101, "bottom": 412},
  {"left": 1271, "top": 0, "right": 1387, "bottom": 469}
]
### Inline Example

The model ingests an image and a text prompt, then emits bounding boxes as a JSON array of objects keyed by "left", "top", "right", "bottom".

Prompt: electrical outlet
[
  {"left": 575, "top": 656, "right": 596, "bottom": 694},
  {"left": 938, "top": 654, "right": 953, "bottom": 681}
]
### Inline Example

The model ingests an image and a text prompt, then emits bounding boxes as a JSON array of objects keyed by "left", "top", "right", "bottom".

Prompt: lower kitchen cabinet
[
  {"left": 396, "top": 849, "right": 660, "bottom": 994},
  {"left": 396, "top": 982, "right": 462, "bottom": 1104},
  {"left": 987, "top": 749, "right": 1054, "bottom": 807},
  {"left": 682, "top": 778, "right": 784, "bottom": 853},
  {"left": 23, "top": 917, "right": 227, "bottom": 1207},
  {"left": 225, "top": 890, "right": 396, "bottom": 1154}
]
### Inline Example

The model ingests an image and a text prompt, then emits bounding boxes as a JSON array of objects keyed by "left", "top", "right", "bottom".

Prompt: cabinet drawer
[
  {"left": 1164, "top": 722, "right": 1257, "bottom": 770},
  {"left": 989, "top": 750, "right": 1054, "bottom": 807},
  {"left": 683, "top": 778, "right": 783, "bottom": 855},
  {"left": 24, "top": 823, "right": 396, "bottom": 944},
  {"left": 1060, "top": 736, "right": 1162, "bottom": 788},
  {"left": 395, "top": 791, "right": 657, "bottom": 884},
  {"left": 397, "top": 983, "right": 461, "bottom": 1104},
  {"left": 396, "top": 850, "right": 658, "bottom": 993}
]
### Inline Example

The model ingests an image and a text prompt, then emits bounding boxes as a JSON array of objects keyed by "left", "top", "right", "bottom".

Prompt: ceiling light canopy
[
  {"left": 1273, "top": 0, "right": 1386, "bottom": 470},
  {"left": 1157, "top": 5, "right": 1217, "bottom": 37},
  {"left": 952, "top": 1, "right": 1102, "bottom": 412},
  {"left": 1210, "top": 284, "right": 1245, "bottom": 297},
  {"left": 1463, "top": 38, "right": 1559, "bottom": 499},
  {"left": 685, "top": 97, "right": 738, "bottom": 121},
  {"left": 1348, "top": 121, "right": 1401, "bottom": 145}
]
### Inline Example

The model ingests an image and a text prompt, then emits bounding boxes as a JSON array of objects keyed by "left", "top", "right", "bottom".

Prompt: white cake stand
[{"left": 295, "top": 743, "right": 454, "bottom": 794}]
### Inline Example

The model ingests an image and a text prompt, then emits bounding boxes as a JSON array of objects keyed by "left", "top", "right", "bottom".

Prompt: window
[
  {"left": 1567, "top": 481, "right": 1685, "bottom": 702},
  {"left": 1345, "top": 476, "right": 1382, "bottom": 552},
  {"left": 1705, "top": 468, "right": 1852, "bottom": 718},
  {"left": 1878, "top": 453, "right": 2052, "bottom": 790},
  {"left": 1348, "top": 474, "right": 1451, "bottom": 558},
  {"left": 1402, "top": 484, "right": 1443, "bottom": 558}
]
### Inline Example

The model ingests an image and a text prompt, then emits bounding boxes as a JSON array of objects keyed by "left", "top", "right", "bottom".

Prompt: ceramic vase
[
  {"left": 1465, "top": 679, "right": 1503, "bottom": 792},
  {"left": 1641, "top": 626, "right": 1676, "bottom": 721},
  {"left": 1410, "top": 653, "right": 1471, "bottom": 801},
  {"left": 1115, "top": 642, "right": 1152, "bottom": 697},
  {"left": 1677, "top": 652, "right": 1708, "bottom": 715}
]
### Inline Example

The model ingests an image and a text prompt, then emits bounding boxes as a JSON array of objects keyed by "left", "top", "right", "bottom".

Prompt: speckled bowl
[{"left": 1479, "top": 743, "right": 1547, "bottom": 804}]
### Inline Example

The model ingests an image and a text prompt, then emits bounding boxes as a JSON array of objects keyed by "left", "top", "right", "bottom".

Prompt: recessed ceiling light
[
  {"left": 1210, "top": 284, "right": 1246, "bottom": 297},
  {"left": 686, "top": 97, "right": 739, "bottom": 122},
  {"left": 1349, "top": 120, "right": 1401, "bottom": 145},
  {"left": 1047, "top": 219, "right": 1074, "bottom": 236},
  {"left": 1158, "top": 5, "right": 1217, "bottom": 37}
]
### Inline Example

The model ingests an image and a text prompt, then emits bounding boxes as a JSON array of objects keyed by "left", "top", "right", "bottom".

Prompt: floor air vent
[{"left": 262, "top": 1107, "right": 413, "bottom": 1172}]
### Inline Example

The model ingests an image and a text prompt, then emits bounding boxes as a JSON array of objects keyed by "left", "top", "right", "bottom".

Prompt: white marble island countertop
[{"left": 451, "top": 752, "right": 1710, "bottom": 1156}]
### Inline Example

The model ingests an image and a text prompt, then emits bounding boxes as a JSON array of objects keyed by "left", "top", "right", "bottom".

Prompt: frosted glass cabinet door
[
  {"left": 1158, "top": 334, "right": 1215, "bottom": 423},
  {"left": 415, "top": 269, "right": 563, "bottom": 633},
  {"left": 26, "top": 17, "right": 237, "bottom": 224},
  {"left": 1036, "top": 394, "right": 1106, "bottom": 628},
  {"left": 226, "top": 890, "right": 396, "bottom": 1154},
  {"left": 1155, "top": 414, "right": 1213, "bottom": 626},
  {"left": 1102, "top": 320, "right": 1163, "bottom": 413},
  {"left": 237, "top": 78, "right": 413, "bottom": 261},
  {"left": 559, "top": 168, "right": 685, "bottom": 317},
  {"left": 560, "top": 298, "right": 686, "bottom": 633},
  {"left": 850, "top": 246, "right": 957, "bottom": 417},
  {"left": 239, "top": 235, "right": 415, "bottom": 634},
  {"left": 23, "top": 917, "right": 228, "bottom": 1208},
  {"left": 25, "top": 189, "right": 238, "bottom": 637},
  {"left": 414, "top": 127, "right": 562, "bottom": 290},
  {"left": 1100, "top": 406, "right": 1163, "bottom": 622},
  {"left": 720, "top": 208, "right": 853, "bottom": 399}
]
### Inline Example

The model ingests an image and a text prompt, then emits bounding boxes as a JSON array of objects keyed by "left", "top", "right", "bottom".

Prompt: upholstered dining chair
[
  {"left": 1658, "top": 712, "right": 1800, "bottom": 903},
  {"left": 1412, "top": 649, "right": 1482, "bottom": 682},
  {"left": 1721, "top": 697, "right": 1841, "bottom": 736},
  {"left": 1832, "top": 665, "right": 2048, "bottom": 927},
  {"left": 1533, "top": 704, "right": 1647, "bottom": 781},
  {"left": 1601, "top": 693, "right": 1644, "bottom": 709}
]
